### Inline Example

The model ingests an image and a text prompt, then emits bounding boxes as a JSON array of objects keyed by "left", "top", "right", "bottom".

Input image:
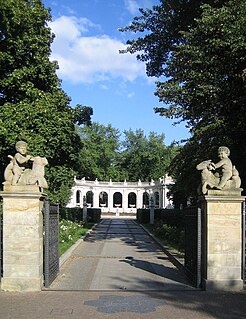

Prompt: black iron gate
[
  {"left": 0, "top": 201, "right": 2, "bottom": 282},
  {"left": 43, "top": 197, "right": 59, "bottom": 288},
  {"left": 184, "top": 206, "right": 202, "bottom": 288},
  {"left": 243, "top": 201, "right": 246, "bottom": 284}
]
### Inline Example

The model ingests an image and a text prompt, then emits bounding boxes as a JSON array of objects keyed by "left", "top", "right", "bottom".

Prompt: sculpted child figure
[
  {"left": 4, "top": 140, "right": 48, "bottom": 189},
  {"left": 12, "top": 141, "right": 32, "bottom": 185},
  {"left": 211, "top": 146, "right": 233, "bottom": 189},
  {"left": 196, "top": 146, "right": 241, "bottom": 194}
]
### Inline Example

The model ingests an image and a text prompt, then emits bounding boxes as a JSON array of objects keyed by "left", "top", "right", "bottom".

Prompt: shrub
[
  {"left": 59, "top": 219, "right": 92, "bottom": 256},
  {"left": 152, "top": 221, "right": 185, "bottom": 252},
  {"left": 59, "top": 219, "right": 84, "bottom": 244},
  {"left": 59, "top": 207, "right": 101, "bottom": 223},
  {"left": 137, "top": 208, "right": 185, "bottom": 229},
  {"left": 137, "top": 208, "right": 185, "bottom": 253}
]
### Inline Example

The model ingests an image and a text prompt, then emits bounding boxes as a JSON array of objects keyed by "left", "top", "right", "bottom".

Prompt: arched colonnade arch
[{"left": 67, "top": 175, "right": 174, "bottom": 215}]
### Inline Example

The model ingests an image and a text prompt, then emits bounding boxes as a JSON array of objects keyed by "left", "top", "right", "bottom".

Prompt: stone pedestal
[
  {"left": 199, "top": 189, "right": 244, "bottom": 291},
  {"left": 0, "top": 185, "right": 46, "bottom": 291}
]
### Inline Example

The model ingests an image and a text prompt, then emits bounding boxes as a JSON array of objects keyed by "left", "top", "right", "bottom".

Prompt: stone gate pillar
[
  {"left": 0, "top": 185, "right": 45, "bottom": 291},
  {"left": 199, "top": 189, "right": 245, "bottom": 290}
]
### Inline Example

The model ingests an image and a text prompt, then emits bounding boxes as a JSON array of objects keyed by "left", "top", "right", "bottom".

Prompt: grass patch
[{"left": 59, "top": 219, "right": 94, "bottom": 256}]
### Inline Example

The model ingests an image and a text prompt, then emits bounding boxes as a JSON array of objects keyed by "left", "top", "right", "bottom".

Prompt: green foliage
[
  {"left": 59, "top": 219, "right": 84, "bottom": 245},
  {"left": 0, "top": 0, "right": 59, "bottom": 103},
  {"left": 59, "top": 219, "right": 90, "bottom": 256},
  {"left": 77, "top": 124, "right": 178, "bottom": 182},
  {"left": 0, "top": 0, "right": 92, "bottom": 203},
  {"left": 120, "top": 0, "right": 225, "bottom": 78},
  {"left": 137, "top": 208, "right": 185, "bottom": 227},
  {"left": 152, "top": 222, "right": 185, "bottom": 252},
  {"left": 120, "top": 129, "right": 178, "bottom": 181},
  {"left": 77, "top": 122, "right": 121, "bottom": 181},
  {"left": 121, "top": 0, "right": 246, "bottom": 200},
  {"left": 138, "top": 208, "right": 185, "bottom": 252},
  {"left": 60, "top": 206, "right": 101, "bottom": 223},
  {"left": 45, "top": 166, "right": 75, "bottom": 206}
]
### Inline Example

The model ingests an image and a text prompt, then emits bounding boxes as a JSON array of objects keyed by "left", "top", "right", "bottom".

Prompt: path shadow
[{"left": 119, "top": 257, "right": 188, "bottom": 285}]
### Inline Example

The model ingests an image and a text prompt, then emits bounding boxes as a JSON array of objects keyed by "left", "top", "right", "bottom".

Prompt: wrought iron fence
[
  {"left": 184, "top": 206, "right": 202, "bottom": 288},
  {"left": 242, "top": 201, "right": 246, "bottom": 284},
  {"left": 43, "top": 198, "right": 59, "bottom": 288},
  {"left": 0, "top": 201, "right": 2, "bottom": 281}
]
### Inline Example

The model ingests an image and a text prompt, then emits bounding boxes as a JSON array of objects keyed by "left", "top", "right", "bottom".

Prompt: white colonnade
[{"left": 67, "top": 175, "right": 174, "bottom": 215}]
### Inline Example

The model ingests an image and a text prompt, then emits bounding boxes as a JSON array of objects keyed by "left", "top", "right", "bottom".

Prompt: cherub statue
[
  {"left": 3, "top": 141, "right": 48, "bottom": 189},
  {"left": 4, "top": 141, "right": 31, "bottom": 185},
  {"left": 12, "top": 141, "right": 32, "bottom": 185},
  {"left": 211, "top": 146, "right": 233, "bottom": 189},
  {"left": 196, "top": 146, "right": 241, "bottom": 194}
]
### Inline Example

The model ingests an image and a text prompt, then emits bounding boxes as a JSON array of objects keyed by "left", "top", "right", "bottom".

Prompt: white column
[
  {"left": 93, "top": 189, "right": 100, "bottom": 208},
  {"left": 122, "top": 189, "right": 128, "bottom": 212},
  {"left": 108, "top": 189, "right": 114, "bottom": 212},
  {"left": 161, "top": 185, "right": 166, "bottom": 208}
]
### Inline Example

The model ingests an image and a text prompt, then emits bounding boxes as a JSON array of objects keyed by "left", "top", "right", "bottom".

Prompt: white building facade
[{"left": 67, "top": 175, "right": 174, "bottom": 215}]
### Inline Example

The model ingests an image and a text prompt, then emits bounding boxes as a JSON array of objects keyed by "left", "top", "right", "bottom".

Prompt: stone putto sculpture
[
  {"left": 4, "top": 141, "right": 48, "bottom": 189},
  {"left": 196, "top": 146, "right": 241, "bottom": 195}
]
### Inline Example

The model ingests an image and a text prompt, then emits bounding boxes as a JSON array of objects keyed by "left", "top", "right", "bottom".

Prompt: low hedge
[
  {"left": 60, "top": 207, "right": 101, "bottom": 223},
  {"left": 138, "top": 208, "right": 186, "bottom": 252},
  {"left": 137, "top": 208, "right": 185, "bottom": 229}
]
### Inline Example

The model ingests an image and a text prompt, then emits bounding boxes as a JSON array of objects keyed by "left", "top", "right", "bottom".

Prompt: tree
[
  {"left": 120, "top": 0, "right": 225, "bottom": 78},
  {"left": 120, "top": 0, "right": 246, "bottom": 200},
  {"left": 76, "top": 124, "right": 178, "bottom": 183},
  {"left": 120, "top": 129, "right": 177, "bottom": 181},
  {"left": 77, "top": 123, "right": 121, "bottom": 181},
  {"left": 0, "top": 0, "right": 92, "bottom": 205}
]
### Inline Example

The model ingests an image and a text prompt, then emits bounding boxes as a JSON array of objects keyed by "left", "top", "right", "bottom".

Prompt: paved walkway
[
  {"left": 50, "top": 218, "right": 191, "bottom": 291},
  {"left": 0, "top": 218, "right": 245, "bottom": 319}
]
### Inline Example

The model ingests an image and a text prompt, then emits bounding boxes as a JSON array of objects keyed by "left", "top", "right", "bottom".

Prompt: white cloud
[
  {"left": 124, "top": 0, "right": 140, "bottom": 15},
  {"left": 61, "top": 5, "right": 76, "bottom": 15},
  {"left": 50, "top": 16, "right": 98, "bottom": 40},
  {"left": 49, "top": 16, "right": 146, "bottom": 84},
  {"left": 127, "top": 91, "right": 135, "bottom": 98},
  {"left": 100, "top": 84, "right": 109, "bottom": 90},
  {"left": 124, "top": 0, "right": 156, "bottom": 15}
]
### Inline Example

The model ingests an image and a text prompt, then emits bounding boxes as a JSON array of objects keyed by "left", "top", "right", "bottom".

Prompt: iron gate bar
[
  {"left": 43, "top": 197, "right": 59, "bottom": 288},
  {"left": 242, "top": 201, "right": 245, "bottom": 283},
  {"left": 0, "top": 201, "right": 2, "bottom": 280},
  {"left": 184, "top": 206, "right": 202, "bottom": 288}
]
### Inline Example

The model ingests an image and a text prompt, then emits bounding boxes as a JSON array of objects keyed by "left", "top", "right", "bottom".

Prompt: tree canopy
[
  {"left": 0, "top": 0, "right": 92, "bottom": 205},
  {"left": 77, "top": 124, "right": 178, "bottom": 183},
  {"left": 120, "top": 0, "right": 246, "bottom": 204},
  {"left": 120, "top": 129, "right": 177, "bottom": 181},
  {"left": 77, "top": 123, "right": 121, "bottom": 181}
]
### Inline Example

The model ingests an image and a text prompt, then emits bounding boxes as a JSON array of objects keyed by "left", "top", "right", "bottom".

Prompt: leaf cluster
[
  {"left": 77, "top": 124, "right": 179, "bottom": 183},
  {"left": 77, "top": 122, "right": 121, "bottom": 181},
  {"left": 0, "top": 0, "right": 92, "bottom": 204},
  {"left": 120, "top": 0, "right": 246, "bottom": 203}
]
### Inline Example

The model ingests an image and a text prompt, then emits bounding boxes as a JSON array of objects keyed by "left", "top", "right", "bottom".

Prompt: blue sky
[{"left": 43, "top": 0, "right": 190, "bottom": 145}]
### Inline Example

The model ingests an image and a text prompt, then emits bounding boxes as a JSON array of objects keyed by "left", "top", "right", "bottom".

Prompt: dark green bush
[
  {"left": 137, "top": 208, "right": 185, "bottom": 229},
  {"left": 153, "top": 221, "right": 185, "bottom": 252},
  {"left": 136, "top": 209, "right": 150, "bottom": 223},
  {"left": 137, "top": 208, "right": 185, "bottom": 252},
  {"left": 60, "top": 207, "right": 101, "bottom": 223}
]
